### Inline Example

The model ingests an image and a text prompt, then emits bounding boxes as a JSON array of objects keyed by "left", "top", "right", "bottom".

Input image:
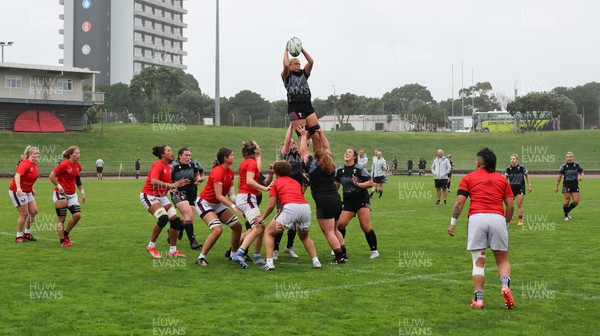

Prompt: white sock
[
  {"left": 266, "top": 258, "right": 274, "bottom": 266},
  {"left": 148, "top": 241, "right": 156, "bottom": 248},
  {"left": 312, "top": 257, "right": 319, "bottom": 263},
  {"left": 16, "top": 232, "right": 24, "bottom": 237},
  {"left": 170, "top": 245, "right": 177, "bottom": 253},
  {"left": 199, "top": 253, "right": 206, "bottom": 259},
  {"left": 24, "top": 229, "right": 31, "bottom": 234}
]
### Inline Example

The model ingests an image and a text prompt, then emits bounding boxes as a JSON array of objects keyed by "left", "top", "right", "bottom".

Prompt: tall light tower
[{"left": 214, "top": 0, "right": 221, "bottom": 126}]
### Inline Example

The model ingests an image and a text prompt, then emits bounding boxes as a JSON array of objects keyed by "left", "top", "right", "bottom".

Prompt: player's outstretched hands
[
  {"left": 447, "top": 224, "right": 455, "bottom": 237},
  {"left": 296, "top": 125, "right": 308, "bottom": 137}
]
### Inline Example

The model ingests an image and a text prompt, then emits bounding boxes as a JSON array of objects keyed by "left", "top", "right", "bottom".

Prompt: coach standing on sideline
[
  {"left": 431, "top": 149, "right": 451, "bottom": 204},
  {"left": 447, "top": 148, "right": 515, "bottom": 310}
]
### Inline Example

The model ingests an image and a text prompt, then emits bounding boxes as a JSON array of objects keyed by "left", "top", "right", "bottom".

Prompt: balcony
[{"left": 0, "top": 87, "right": 104, "bottom": 104}]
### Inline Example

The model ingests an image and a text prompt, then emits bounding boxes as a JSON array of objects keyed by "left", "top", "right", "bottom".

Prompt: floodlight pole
[
  {"left": 0, "top": 41, "right": 14, "bottom": 62},
  {"left": 214, "top": 0, "right": 220, "bottom": 126}
]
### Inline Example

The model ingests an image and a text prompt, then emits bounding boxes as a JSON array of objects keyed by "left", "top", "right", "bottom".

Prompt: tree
[
  {"left": 552, "top": 82, "right": 600, "bottom": 128},
  {"left": 382, "top": 84, "right": 434, "bottom": 113},
  {"left": 458, "top": 82, "right": 501, "bottom": 113},
  {"left": 129, "top": 67, "right": 184, "bottom": 118},
  {"left": 223, "top": 90, "right": 271, "bottom": 127},
  {"left": 507, "top": 92, "right": 577, "bottom": 130}
]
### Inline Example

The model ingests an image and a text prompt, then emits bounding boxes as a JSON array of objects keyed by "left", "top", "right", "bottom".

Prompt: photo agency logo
[
  {"left": 32, "top": 213, "right": 58, "bottom": 232},
  {"left": 38, "top": 145, "right": 62, "bottom": 164},
  {"left": 151, "top": 45, "right": 181, "bottom": 65},
  {"left": 519, "top": 77, "right": 552, "bottom": 94},
  {"left": 399, "top": 318, "right": 432, "bottom": 336},
  {"left": 29, "top": 77, "right": 64, "bottom": 96},
  {"left": 275, "top": 282, "right": 310, "bottom": 300},
  {"left": 152, "top": 114, "right": 187, "bottom": 132},
  {"left": 521, "top": 9, "right": 556, "bottom": 28},
  {"left": 520, "top": 146, "right": 555, "bottom": 163},
  {"left": 29, "top": 281, "right": 63, "bottom": 300},
  {"left": 152, "top": 317, "right": 186, "bottom": 336},
  {"left": 398, "top": 181, "right": 432, "bottom": 200},
  {"left": 521, "top": 213, "right": 555, "bottom": 232},
  {"left": 521, "top": 282, "right": 556, "bottom": 300},
  {"left": 152, "top": 252, "right": 187, "bottom": 268},
  {"left": 399, "top": 250, "right": 432, "bottom": 268},
  {"left": 28, "top": 8, "right": 62, "bottom": 28},
  {"left": 398, "top": 45, "right": 433, "bottom": 64},
  {"left": 274, "top": 10, "right": 311, "bottom": 27}
]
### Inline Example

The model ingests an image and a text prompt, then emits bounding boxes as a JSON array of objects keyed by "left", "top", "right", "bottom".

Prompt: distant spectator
[
  {"left": 95, "top": 157, "right": 104, "bottom": 180},
  {"left": 358, "top": 149, "right": 368, "bottom": 167},
  {"left": 418, "top": 157, "right": 427, "bottom": 176},
  {"left": 407, "top": 157, "right": 414, "bottom": 177},
  {"left": 431, "top": 149, "right": 451, "bottom": 204},
  {"left": 135, "top": 159, "right": 141, "bottom": 179}
]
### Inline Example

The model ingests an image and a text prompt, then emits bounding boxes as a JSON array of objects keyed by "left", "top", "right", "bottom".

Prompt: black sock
[
  {"left": 333, "top": 248, "right": 344, "bottom": 260},
  {"left": 518, "top": 215, "right": 523, "bottom": 220},
  {"left": 474, "top": 290, "right": 483, "bottom": 301},
  {"left": 563, "top": 205, "right": 569, "bottom": 215},
  {"left": 339, "top": 228, "right": 346, "bottom": 238},
  {"left": 183, "top": 220, "right": 195, "bottom": 241},
  {"left": 341, "top": 245, "right": 347, "bottom": 255},
  {"left": 64, "top": 230, "right": 69, "bottom": 236},
  {"left": 60, "top": 238, "right": 65, "bottom": 243},
  {"left": 365, "top": 229, "right": 378, "bottom": 251},
  {"left": 287, "top": 229, "right": 296, "bottom": 248},
  {"left": 568, "top": 203, "right": 577, "bottom": 211},
  {"left": 274, "top": 231, "right": 283, "bottom": 251}
]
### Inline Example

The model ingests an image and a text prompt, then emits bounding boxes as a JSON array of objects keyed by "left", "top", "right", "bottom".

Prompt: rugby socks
[
  {"left": 235, "top": 247, "right": 246, "bottom": 257},
  {"left": 339, "top": 228, "right": 346, "bottom": 238},
  {"left": 474, "top": 290, "right": 484, "bottom": 301},
  {"left": 501, "top": 276, "right": 511, "bottom": 288},
  {"left": 379, "top": 190, "right": 383, "bottom": 199},
  {"left": 568, "top": 203, "right": 577, "bottom": 212},
  {"left": 563, "top": 205, "right": 569, "bottom": 216},
  {"left": 148, "top": 241, "right": 156, "bottom": 248},
  {"left": 365, "top": 229, "right": 378, "bottom": 251},
  {"left": 287, "top": 229, "right": 296, "bottom": 248},
  {"left": 24, "top": 228, "right": 31, "bottom": 234},
  {"left": 266, "top": 258, "right": 274, "bottom": 267},
  {"left": 16, "top": 231, "right": 24, "bottom": 238},
  {"left": 333, "top": 248, "right": 344, "bottom": 260},
  {"left": 169, "top": 245, "right": 177, "bottom": 253},
  {"left": 182, "top": 220, "right": 195, "bottom": 241},
  {"left": 519, "top": 215, "right": 523, "bottom": 220},
  {"left": 274, "top": 231, "right": 283, "bottom": 251}
]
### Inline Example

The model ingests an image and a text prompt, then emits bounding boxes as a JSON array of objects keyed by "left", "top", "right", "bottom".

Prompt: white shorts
[
  {"left": 274, "top": 203, "right": 311, "bottom": 231},
  {"left": 195, "top": 197, "right": 228, "bottom": 218},
  {"left": 9, "top": 190, "right": 35, "bottom": 207},
  {"left": 467, "top": 213, "right": 509, "bottom": 251},
  {"left": 235, "top": 193, "right": 262, "bottom": 224},
  {"left": 53, "top": 191, "right": 80, "bottom": 207},
  {"left": 140, "top": 193, "right": 170, "bottom": 211}
]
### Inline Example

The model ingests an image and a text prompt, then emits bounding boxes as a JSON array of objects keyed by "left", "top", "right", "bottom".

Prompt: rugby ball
[{"left": 288, "top": 37, "right": 302, "bottom": 57}]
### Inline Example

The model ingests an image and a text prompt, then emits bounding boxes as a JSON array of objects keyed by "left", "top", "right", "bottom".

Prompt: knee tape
[
  {"left": 166, "top": 206, "right": 177, "bottom": 218},
  {"left": 153, "top": 208, "right": 168, "bottom": 219},
  {"left": 170, "top": 217, "right": 182, "bottom": 231},
  {"left": 307, "top": 124, "right": 320, "bottom": 135},
  {"left": 471, "top": 250, "right": 486, "bottom": 276},
  {"left": 56, "top": 207, "right": 67, "bottom": 217},
  {"left": 208, "top": 219, "right": 221, "bottom": 229},
  {"left": 226, "top": 216, "right": 239, "bottom": 228},
  {"left": 68, "top": 204, "right": 81, "bottom": 214}
]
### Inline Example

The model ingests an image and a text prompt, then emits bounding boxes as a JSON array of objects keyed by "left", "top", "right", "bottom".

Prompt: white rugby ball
[{"left": 288, "top": 37, "right": 302, "bottom": 57}]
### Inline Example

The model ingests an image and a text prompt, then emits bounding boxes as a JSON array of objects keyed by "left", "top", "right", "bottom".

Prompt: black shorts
[
  {"left": 511, "top": 186, "right": 525, "bottom": 196},
  {"left": 171, "top": 189, "right": 198, "bottom": 206},
  {"left": 288, "top": 102, "right": 315, "bottom": 121},
  {"left": 342, "top": 195, "right": 371, "bottom": 214},
  {"left": 314, "top": 195, "right": 342, "bottom": 220},
  {"left": 434, "top": 179, "right": 448, "bottom": 189},
  {"left": 373, "top": 176, "right": 385, "bottom": 184},
  {"left": 96, "top": 167, "right": 103, "bottom": 173},
  {"left": 562, "top": 185, "right": 580, "bottom": 193}
]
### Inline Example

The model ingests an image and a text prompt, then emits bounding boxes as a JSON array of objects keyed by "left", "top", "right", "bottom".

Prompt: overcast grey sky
[{"left": 1, "top": 0, "right": 599, "bottom": 103}]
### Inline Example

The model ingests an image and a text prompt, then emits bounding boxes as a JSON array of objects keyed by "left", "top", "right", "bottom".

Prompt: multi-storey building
[{"left": 59, "top": 0, "right": 187, "bottom": 85}]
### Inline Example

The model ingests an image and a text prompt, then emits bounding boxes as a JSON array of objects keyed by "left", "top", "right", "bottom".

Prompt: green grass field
[{"left": 1, "top": 174, "right": 599, "bottom": 335}]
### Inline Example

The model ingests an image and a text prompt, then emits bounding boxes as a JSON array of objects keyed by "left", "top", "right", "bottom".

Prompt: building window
[
  {"left": 5, "top": 75, "right": 22, "bottom": 88},
  {"left": 58, "top": 79, "right": 73, "bottom": 91},
  {"left": 135, "top": 32, "right": 143, "bottom": 41},
  {"left": 134, "top": 47, "right": 143, "bottom": 56},
  {"left": 135, "top": 17, "right": 142, "bottom": 26},
  {"left": 134, "top": 62, "right": 143, "bottom": 72}
]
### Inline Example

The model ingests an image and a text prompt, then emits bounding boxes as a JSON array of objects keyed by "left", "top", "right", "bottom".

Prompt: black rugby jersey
[
  {"left": 335, "top": 163, "right": 371, "bottom": 198},
  {"left": 559, "top": 162, "right": 583, "bottom": 187},
  {"left": 505, "top": 165, "right": 528, "bottom": 188},
  {"left": 171, "top": 160, "right": 203, "bottom": 192}
]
